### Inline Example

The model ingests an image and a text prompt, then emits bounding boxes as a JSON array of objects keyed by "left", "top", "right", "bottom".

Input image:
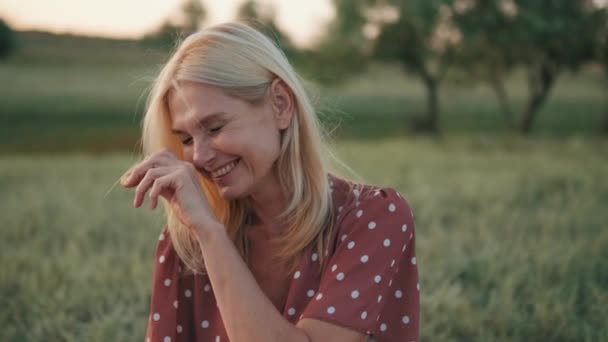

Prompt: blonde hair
[{"left": 140, "top": 22, "right": 335, "bottom": 277}]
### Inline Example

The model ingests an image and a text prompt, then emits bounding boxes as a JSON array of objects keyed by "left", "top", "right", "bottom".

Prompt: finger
[
  {"left": 149, "top": 173, "right": 178, "bottom": 210},
  {"left": 133, "top": 166, "right": 175, "bottom": 208},
  {"left": 121, "top": 151, "right": 176, "bottom": 187}
]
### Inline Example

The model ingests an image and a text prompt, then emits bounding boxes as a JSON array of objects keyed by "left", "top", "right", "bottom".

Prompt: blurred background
[{"left": 1, "top": 0, "right": 607, "bottom": 341}]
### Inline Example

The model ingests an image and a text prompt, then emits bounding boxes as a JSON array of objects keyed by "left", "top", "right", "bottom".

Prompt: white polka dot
[
  {"left": 316, "top": 293, "right": 323, "bottom": 300},
  {"left": 353, "top": 189, "right": 360, "bottom": 197},
  {"left": 402, "top": 224, "right": 408, "bottom": 232},
  {"left": 388, "top": 279, "right": 393, "bottom": 287},
  {"left": 293, "top": 271, "right": 301, "bottom": 279},
  {"left": 360, "top": 255, "right": 369, "bottom": 263},
  {"left": 361, "top": 311, "right": 368, "bottom": 319},
  {"left": 307, "top": 289, "right": 315, "bottom": 297},
  {"left": 177, "top": 325, "right": 183, "bottom": 333},
  {"left": 410, "top": 232, "right": 414, "bottom": 240},
  {"left": 159, "top": 255, "right": 166, "bottom": 263},
  {"left": 390, "top": 259, "right": 396, "bottom": 267},
  {"left": 153, "top": 313, "right": 160, "bottom": 321},
  {"left": 311, "top": 253, "right": 318, "bottom": 262},
  {"left": 388, "top": 203, "right": 396, "bottom": 212},
  {"left": 204, "top": 284, "right": 211, "bottom": 292},
  {"left": 215, "top": 336, "right": 220, "bottom": 342},
  {"left": 402, "top": 244, "right": 407, "bottom": 252},
  {"left": 184, "top": 289, "right": 192, "bottom": 298},
  {"left": 368, "top": 221, "right": 376, "bottom": 229},
  {"left": 383, "top": 239, "right": 391, "bottom": 247},
  {"left": 201, "top": 320, "right": 209, "bottom": 328},
  {"left": 159, "top": 233, "right": 165, "bottom": 240},
  {"left": 347, "top": 241, "right": 355, "bottom": 249},
  {"left": 338, "top": 205, "right": 343, "bottom": 212},
  {"left": 380, "top": 323, "right": 388, "bottom": 332},
  {"left": 411, "top": 257, "right": 417, "bottom": 265},
  {"left": 402, "top": 315, "right": 410, "bottom": 324},
  {"left": 395, "top": 290, "right": 403, "bottom": 298},
  {"left": 288, "top": 307, "right": 296, "bottom": 316},
  {"left": 351, "top": 290, "right": 360, "bottom": 299},
  {"left": 164, "top": 278, "right": 171, "bottom": 287},
  {"left": 336, "top": 272, "right": 345, "bottom": 281},
  {"left": 327, "top": 306, "right": 336, "bottom": 314},
  {"left": 331, "top": 264, "right": 337, "bottom": 272},
  {"left": 374, "top": 275, "right": 382, "bottom": 283},
  {"left": 341, "top": 234, "right": 347, "bottom": 241},
  {"left": 164, "top": 337, "right": 171, "bottom": 342},
  {"left": 356, "top": 209, "right": 363, "bottom": 218},
  {"left": 417, "top": 283, "right": 420, "bottom": 291},
  {"left": 173, "top": 300, "right": 178, "bottom": 309},
  {"left": 377, "top": 295, "right": 382, "bottom": 303}
]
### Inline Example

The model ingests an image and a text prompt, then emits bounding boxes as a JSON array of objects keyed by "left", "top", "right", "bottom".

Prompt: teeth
[{"left": 211, "top": 161, "right": 237, "bottom": 178}]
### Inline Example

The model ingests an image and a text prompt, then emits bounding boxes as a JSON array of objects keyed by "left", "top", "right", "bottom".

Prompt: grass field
[
  {"left": 1, "top": 137, "right": 607, "bottom": 341},
  {"left": 1, "top": 32, "right": 607, "bottom": 341},
  {"left": 1, "top": 32, "right": 607, "bottom": 153}
]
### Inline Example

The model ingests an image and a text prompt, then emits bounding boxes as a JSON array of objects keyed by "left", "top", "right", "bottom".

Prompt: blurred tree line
[
  {"left": 3, "top": 0, "right": 605, "bottom": 134},
  {"left": 141, "top": 0, "right": 607, "bottom": 135},
  {"left": 313, "top": 0, "right": 608, "bottom": 134}
]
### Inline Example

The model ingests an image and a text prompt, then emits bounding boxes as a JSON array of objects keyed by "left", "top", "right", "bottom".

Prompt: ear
[{"left": 269, "top": 78, "right": 295, "bottom": 130}]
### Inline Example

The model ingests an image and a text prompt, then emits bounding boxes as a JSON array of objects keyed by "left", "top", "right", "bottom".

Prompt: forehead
[{"left": 166, "top": 81, "right": 233, "bottom": 122}]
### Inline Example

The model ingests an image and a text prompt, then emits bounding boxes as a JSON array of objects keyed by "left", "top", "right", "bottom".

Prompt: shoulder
[{"left": 329, "top": 174, "right": 415, "bottom": 236}]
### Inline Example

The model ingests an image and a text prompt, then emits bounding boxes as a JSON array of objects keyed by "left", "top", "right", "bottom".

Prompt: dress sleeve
[
  {"left": 144, "top": 227, "right": 184, "bottom": 341},
  {"left": 299, "top": 187, "right": 419, "bottom": 341}
]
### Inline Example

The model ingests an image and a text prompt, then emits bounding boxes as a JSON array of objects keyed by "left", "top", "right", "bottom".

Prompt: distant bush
[{"left": 0, "top": 19, "right": 15, "bottom": 59}]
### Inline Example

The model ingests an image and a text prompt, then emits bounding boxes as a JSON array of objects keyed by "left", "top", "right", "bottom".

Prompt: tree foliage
[
  {"left": 142, "top": 0, "right": 207, "bottom": 48},
  {"left": 235, "top": 0, "right": 295, "bottom": 57},
  {"left": 0, "top": 18, "right": 15, "bottom": 59}
]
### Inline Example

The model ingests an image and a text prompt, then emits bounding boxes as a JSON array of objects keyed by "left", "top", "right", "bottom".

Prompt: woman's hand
[{"left": 120, "top": 149, "right": 221, "bottom": 236}]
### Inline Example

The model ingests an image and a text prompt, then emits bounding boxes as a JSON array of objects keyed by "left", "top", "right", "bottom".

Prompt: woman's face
[{"left": 167, "top": 80, "right": 293, "bottom": 200}]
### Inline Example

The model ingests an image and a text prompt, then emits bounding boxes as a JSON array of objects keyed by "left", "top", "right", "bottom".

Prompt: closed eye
[
  {"left": 181, "top": 136, "right": 193, "bottom": 145},
  {"left": 209, "top": 125, "right": 224, "bottom": 134}
]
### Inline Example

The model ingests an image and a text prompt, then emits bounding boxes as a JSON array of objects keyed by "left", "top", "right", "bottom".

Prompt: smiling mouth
[{"left": 211, "top": 160, "right": 239, "bottom": 178}]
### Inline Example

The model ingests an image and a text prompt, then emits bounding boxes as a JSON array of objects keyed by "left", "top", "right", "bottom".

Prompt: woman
[{"left": 120, "top": 22, "right": 419, "bottom": 342}]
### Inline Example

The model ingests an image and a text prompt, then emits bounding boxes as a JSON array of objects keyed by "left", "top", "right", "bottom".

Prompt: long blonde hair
[{"left": 140, "top": 22, "right": 335, "bottom": 276}]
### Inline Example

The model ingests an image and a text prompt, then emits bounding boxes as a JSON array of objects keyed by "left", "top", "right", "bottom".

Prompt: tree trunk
[
  {"left": 489, "top": 71, "right": 514, "bottom": 128},
  {"left": 423, "top": 75, "right": 439, "bottom": 132},
  {"left": 602, "top": 78, "right": 608, "bottom": 134},
  {"left": 520, "top": 61, "right": 558, "bottom": 134}
]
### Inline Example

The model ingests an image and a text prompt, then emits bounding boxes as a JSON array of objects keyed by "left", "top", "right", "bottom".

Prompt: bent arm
[{"left": 197, "top": 226, "right": 367, "bottom": 342}]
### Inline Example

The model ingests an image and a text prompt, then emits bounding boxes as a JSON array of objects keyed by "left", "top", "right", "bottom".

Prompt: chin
[{"left": 217, "top": 186, "right": 245, "bottom": 201}]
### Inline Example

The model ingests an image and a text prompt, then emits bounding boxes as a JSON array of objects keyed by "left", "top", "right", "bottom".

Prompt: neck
[{"left": 247, "top": 175, "right": 288, "bottom": 237}]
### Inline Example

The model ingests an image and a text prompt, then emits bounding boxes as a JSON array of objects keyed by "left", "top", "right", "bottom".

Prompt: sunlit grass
[{"left": 1, "top": 137, "right": 607, "bottom": 341}]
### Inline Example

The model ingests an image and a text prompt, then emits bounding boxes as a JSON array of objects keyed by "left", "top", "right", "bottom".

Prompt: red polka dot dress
[{"left": 145, "top": 175, "right": 420, "bottom": 341}]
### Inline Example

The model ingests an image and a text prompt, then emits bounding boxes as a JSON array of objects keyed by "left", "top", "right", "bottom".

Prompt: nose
[{"left": 191, "top": 136, "right": 216, "bottom": 168}]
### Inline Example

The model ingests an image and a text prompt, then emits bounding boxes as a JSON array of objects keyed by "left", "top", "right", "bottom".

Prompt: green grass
[
  {"left": 1, "top": 137, "right": 607, "bottom": 341},
  {"left": 2, "top": 56, "right": 607, "bottom": 154}
]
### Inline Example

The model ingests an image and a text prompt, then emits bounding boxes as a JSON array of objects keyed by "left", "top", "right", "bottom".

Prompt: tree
[
  {"left": 0, "top": 18, "right": 15, "bottom": 59},
  {"left": 511, "top": 0, "right": 604, "bottom": 134},
  {"left": 596, "top": 4, "right": 608, "bottom": 133},
  {"left": 142, "top": 0, "right": 207, "bottom": 48},
  {"left": 179, "top": 0, "right": 207, "bottom": 36},
  {"left": 453, "top": 0, "right": 606, "bottom": 134},
  {"left": 293, "top": 0, "right": 371, "bottom": 86},
  {"left": 452, "top": 0, "right": 520, "bottom": 127},
  {"left": 373, "top": 0, "right": 461, "bottom": 133},
  {"left": 235, "top": 0, "right": 295, "bottom": 56}
]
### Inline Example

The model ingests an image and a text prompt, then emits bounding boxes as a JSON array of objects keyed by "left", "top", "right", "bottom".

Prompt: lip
[{"left": 211, "top": 159, "right": 239, "bottom": 179}]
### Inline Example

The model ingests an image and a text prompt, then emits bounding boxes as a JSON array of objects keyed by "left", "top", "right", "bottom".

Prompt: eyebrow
[{"left": 171, "top": 111, "right": 228, "bottom": 135}]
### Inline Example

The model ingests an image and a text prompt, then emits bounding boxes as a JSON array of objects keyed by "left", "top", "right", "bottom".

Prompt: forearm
[{"left": 197, "top": 226, "right": 310, "bottom": 342}]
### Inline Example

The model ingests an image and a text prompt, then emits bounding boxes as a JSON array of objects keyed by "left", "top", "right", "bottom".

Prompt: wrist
[{"left": 194, "top": 220, "right": 225, "bottom": 242}]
